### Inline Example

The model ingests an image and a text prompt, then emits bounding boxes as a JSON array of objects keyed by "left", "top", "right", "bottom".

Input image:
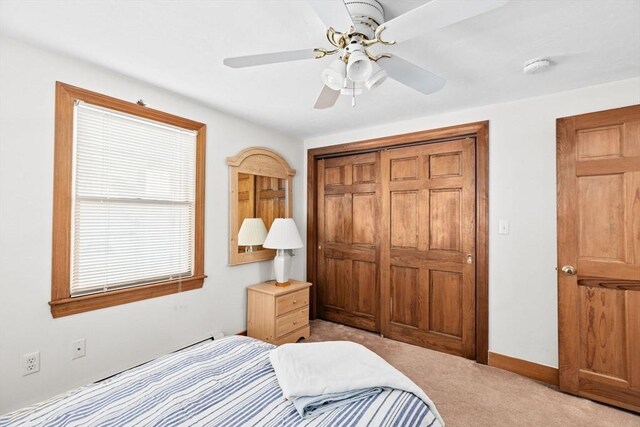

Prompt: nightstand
[{"left": 247, "top": 280, "right": 311, "bottom": 345}]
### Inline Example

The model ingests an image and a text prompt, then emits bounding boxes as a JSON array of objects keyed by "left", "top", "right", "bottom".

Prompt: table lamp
[{"left": 263, "top": 218, "right": 303, "bottom": 286}]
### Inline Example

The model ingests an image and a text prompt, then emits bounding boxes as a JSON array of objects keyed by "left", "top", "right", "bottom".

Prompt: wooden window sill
[{"left": 49, "top": 275, "right": 206, "bottom": 318}]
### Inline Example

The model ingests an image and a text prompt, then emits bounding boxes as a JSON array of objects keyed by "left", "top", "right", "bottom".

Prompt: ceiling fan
[{"left": 223, "top": 0, "right": 509, "bottom": 109}]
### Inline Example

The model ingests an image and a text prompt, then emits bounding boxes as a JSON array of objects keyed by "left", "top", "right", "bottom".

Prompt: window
[{"left": 51, "top": 83, "right": 206, "bottom": 317}]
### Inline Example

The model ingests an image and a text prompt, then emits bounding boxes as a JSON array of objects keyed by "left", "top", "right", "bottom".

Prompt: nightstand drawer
[
  {"left": 276, "top": 307, "right": 309, "bottom": 338},
  {"left": 276, "top": 289, "right": 308, "bottom": 316}
]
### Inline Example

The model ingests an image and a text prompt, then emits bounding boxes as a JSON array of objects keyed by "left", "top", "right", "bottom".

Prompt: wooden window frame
[
  {"left": 306, "top": 121, "right": 490, "bottom": 364},
  {"left": 50, "top": 82, "right": 207, "bottom": 318}
]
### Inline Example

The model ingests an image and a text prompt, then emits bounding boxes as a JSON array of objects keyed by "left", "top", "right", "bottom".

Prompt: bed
[{"left": 0, "top": 336, "right": 442, "bottom": 426}]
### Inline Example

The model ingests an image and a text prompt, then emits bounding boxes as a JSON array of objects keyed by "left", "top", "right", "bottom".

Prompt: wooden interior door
[
  {"left": 316, "top": 152, "right": 380, "bottom": 332},
  {"left": 557, "top": 105, "right": 640, "bottom": 412},
  {"left": 381, "top": 138, "right": 476, "bottom": 358}
]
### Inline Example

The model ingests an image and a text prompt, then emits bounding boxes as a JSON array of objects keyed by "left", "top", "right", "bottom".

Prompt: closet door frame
[{"left": 306, "top": 121, "right": 490, "bottom": 364}]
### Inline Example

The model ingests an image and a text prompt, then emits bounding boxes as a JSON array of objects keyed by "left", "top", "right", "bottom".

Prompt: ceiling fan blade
[
  {"left": 314, "top": 85, "right": 341, "bottom": 109},
  {"left": 380, "top": 0, "right": 509, "bottom": 43},
  {"left": 223, "top": 49, "right": 317, "bottom": 68},
  {"left": 307, "top": 0, "right": 354, "bottom": 31},
  {"left": 378, "top": 55, "right": 446, "bottom": 95}
]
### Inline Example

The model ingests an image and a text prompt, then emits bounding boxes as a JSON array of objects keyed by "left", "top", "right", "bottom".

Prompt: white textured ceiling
[{"left": 1, "top": 0, "right": 639, "bottom": 138}]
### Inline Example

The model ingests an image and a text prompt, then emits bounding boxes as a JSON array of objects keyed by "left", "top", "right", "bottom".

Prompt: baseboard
[
  {"left": 488, "top": 352, "right": 559, "bottom": 386},
  {"left": 236, "top": 330, "right": 247, "bottom": 336}
]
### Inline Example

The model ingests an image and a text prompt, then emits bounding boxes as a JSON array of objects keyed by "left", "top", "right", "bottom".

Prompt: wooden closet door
[
  {"left": 381, "top": 139, "right": 476, "bottom": 358},
  {"left": 255, "top": 176, "right": 286, "bottom": 229},
  {"left": 557, "top": 105, "right": 640, "bottom": 412},
  {"left": 317, "top": 152, "right": 380, "bottom": 332}
]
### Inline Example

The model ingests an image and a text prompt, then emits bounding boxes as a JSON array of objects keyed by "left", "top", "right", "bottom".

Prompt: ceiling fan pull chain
[{"left": 352, "top": 81, "right": 356, "bottom": 108}]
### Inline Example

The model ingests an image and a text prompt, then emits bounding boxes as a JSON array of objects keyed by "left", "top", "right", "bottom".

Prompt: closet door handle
[{"left": 466, "top": 254, "right": 473, "bottom": 264}]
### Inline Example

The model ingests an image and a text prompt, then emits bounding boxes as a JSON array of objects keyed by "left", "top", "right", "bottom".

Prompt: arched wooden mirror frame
[{"left": 227, "top": 147, "right": 295, "bottom": 265}]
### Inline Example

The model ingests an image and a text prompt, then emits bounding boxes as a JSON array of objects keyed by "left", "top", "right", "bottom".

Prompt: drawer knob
[
  {"left": 293, "top": 320, "right": 297, "bottom": 325},
  {"left": 293, "top": 300, "right": 297, "bottom": 304}
]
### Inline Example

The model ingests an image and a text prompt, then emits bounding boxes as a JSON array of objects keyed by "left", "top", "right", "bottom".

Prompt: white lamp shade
[
  {"left": 346, "top": 50, "right": 373, "bottom": 83},
  {"left": 321, "top": 59, "right": 346, "bottom": 91},
  {"left": 365, "top": 61, "right": 388, "bottom": 90},
  {"left": 263, "top": 218, "right": 303, "bottom": 249},
  {"left": 238, "top": 218, "right": 268, "bottom": 246}
]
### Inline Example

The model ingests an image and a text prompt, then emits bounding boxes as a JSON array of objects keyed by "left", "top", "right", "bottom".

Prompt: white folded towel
[{"left": 269, "top": 340, "right": 445, "bottom": 425}]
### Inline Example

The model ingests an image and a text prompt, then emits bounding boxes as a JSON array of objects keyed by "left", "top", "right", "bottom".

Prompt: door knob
[{"left": 561, "top": 265, "right": 576, "bottom": 276}]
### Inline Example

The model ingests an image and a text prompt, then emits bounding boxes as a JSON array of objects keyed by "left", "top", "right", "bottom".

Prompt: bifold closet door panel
[
  {"left": 381, "top": 139, "right": 476, "bottom": 358},
  {"left": 316, "top": 152, "right": 381, "bottom": 332}
]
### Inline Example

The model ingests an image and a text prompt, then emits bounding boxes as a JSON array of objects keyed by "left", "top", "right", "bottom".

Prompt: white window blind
[{"left": 70, "top": 102, "right": 197, "bottom": 297}]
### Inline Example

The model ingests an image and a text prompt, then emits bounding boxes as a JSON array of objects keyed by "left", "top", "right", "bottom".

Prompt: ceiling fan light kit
[
  {"left": 344, "top": 0, "right": 384, "bottom": 40},
  {"left": 321, "top": 58, "right": 347, "bottom": 90},
  {"left": 366, "top": 62, "right": 388, "bottom": 90},
  {"left": 346, "top": 47, "right": 373, "bottom": 83},
  {"left": 223, "top": 0, "right": 511, "bottom": 109},
  {"left": 341, "top": 85, "right": 363, "bottom": 96}
]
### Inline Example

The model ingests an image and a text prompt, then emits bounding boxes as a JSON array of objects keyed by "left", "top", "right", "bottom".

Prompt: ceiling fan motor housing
[{"left": 345, "top": 0, "right": 384, "bottom": 40}]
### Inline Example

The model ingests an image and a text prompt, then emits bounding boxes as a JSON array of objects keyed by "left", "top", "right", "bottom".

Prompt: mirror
[
  {"left": 227, "top": 147, "right": 295, "bottom": 265},
  {"left": 237, "top": 173, "right": 287, "bottom": 253}
]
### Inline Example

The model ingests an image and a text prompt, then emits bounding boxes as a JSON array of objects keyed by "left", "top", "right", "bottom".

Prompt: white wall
[
  {"left": 305, "top": 77, "right": 640, "bottom": 369},
  {"left": 0, "top": 36, "right": 305, "bottom": 414}
]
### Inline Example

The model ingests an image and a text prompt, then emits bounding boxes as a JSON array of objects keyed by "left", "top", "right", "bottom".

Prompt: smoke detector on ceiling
[{"left": 523, "top": 58, "right": 551, "bottom": 74}]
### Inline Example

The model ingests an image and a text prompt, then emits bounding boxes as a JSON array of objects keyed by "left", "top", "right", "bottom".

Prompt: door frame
[{"left": 306, "top": 121, "right": 490, "bottom": 363}]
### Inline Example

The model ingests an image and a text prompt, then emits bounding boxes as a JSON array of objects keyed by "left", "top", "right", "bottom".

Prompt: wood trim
[
  {"left": 488, "top": 352, "right": 559, "bottom": 386},
  {"left": 236, "top": 330, "right": 248, "bottom": 336},
  {"left": 50, "top": 82, "right": 206, "bottom": 317},
  {"left": 307, "top": 121, "right": 487, "bottom": 157},
  {"left": 50, "top": 276, "right": 205, "bottom": 318},
  {"left": 307, "top": 150, "right": 318, "bottom": 319},
  {"left": 475, "top": 122, "right": 490, "bottom": 364},
  {"left": 194, "top": 123, "right": 207, "bottom": 280},
  {"left": 54, "top": 82, "right": 206, "bottom": 131},
  {"left": 306, "top": 121, "right": 490, "bottom": 363},
  {"left": 226, "top": 147, "right": 296, "bottom": 176},
  {"left": 51, "top": 82, "right": 75, "bottom": 302}
]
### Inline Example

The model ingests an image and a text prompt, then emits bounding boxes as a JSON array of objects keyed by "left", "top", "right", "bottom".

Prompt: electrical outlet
[
  {"left": 22, "top": 352, "right": 40, "bottom": 376},
  {"left": 72, "top": 338, "right": 86, "bottom": 360}
]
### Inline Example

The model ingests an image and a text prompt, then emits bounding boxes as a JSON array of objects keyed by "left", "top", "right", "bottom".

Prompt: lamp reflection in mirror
[
  {"left": 263, "top": 218, "right": 303, "bottom": 286},
  {"left": 238, "top": 218, "right": 268, "bottom": 253}
]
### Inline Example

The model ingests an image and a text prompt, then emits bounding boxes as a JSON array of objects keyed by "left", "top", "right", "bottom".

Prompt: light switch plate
[{"left": 498, "top": 219, "right": 510, "bottom": 235}]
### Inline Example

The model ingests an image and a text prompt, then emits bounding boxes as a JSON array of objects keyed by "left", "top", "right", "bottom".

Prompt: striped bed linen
[{"left": 0, "top": 336, "right": 442, "bottom": 426}]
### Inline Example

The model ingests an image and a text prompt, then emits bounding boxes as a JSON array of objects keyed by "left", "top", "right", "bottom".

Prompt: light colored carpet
[{"left": 302, "top": 319, "right": 639, "bottom": 427}]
